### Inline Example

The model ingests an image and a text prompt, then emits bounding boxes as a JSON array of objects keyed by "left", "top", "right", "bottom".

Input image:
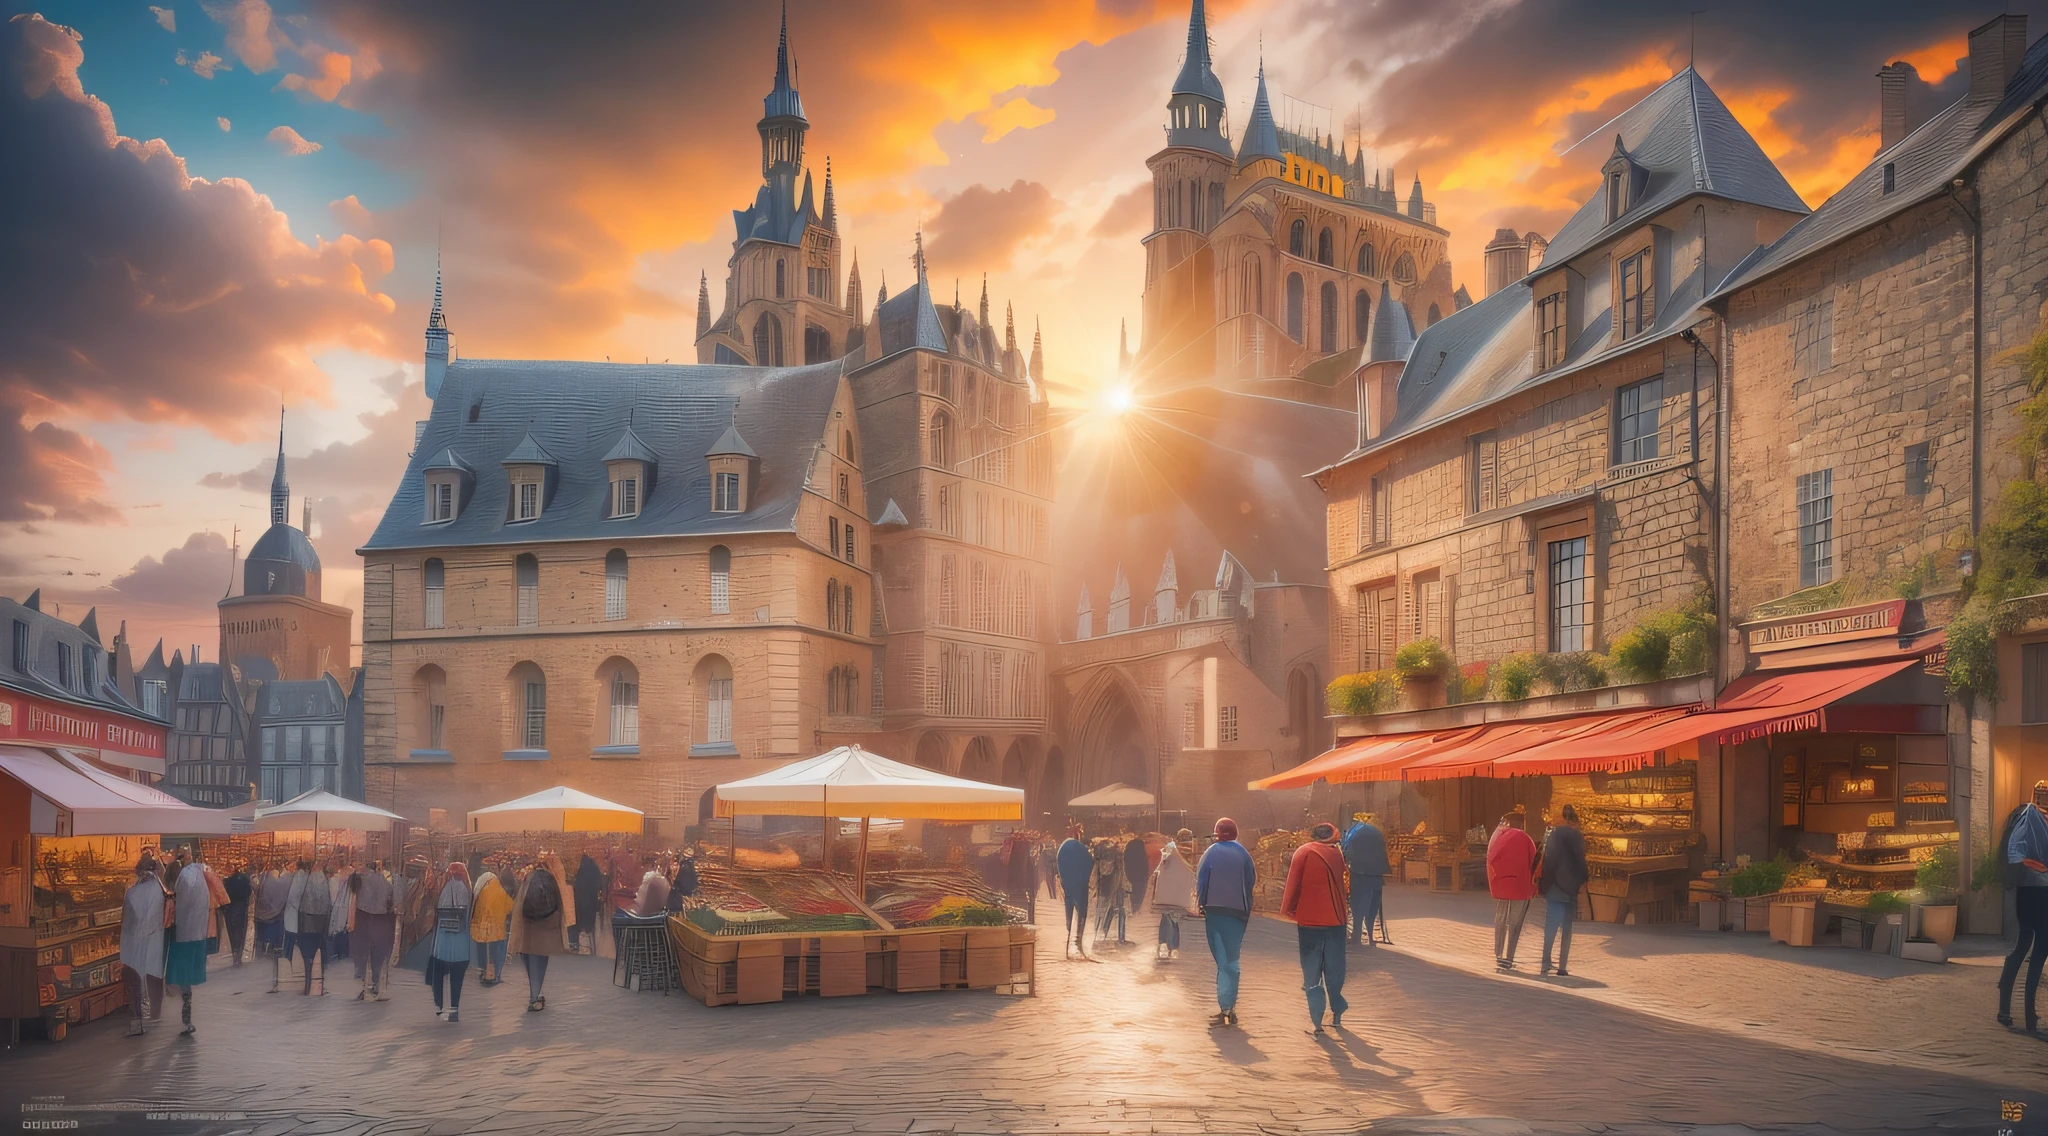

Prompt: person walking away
[
  {"left": 119, "top": 854, "right": 167, "bottom": 1036},
  {"left": 1486, "top": 810, "right": 1539, "bottom": 970},
  {"left": 1150, "top": 838, "right": 1196, "bottom": 960},
  {"left": 1538, "top": 804, "right": 1589, "bottom": 977},
  {"left": 1039, "top": 840, "right": 1059, "bottom": 901},
  {"left": 165, "top": 847, "right": 214, "bottom": 1035},
  {"left": 1056, "top": 825, "right": 1094, "bottom": 956},
  {"left": 1092, "top": 839, "right": 1131, "bottom": 947},
  {"left": 1196, "top": 818, "right": 1255, "bottom": 1027},
  {"left": 221, "top": 862, "right": 251, "bottom": 966},
  {"left": 1282, "top": 822, "right": 1350, "bottom": 1034},
  {"left": 1998, "top": 780, "right": 2048, "bottom": 1032},
  {"left": 1124, "top": 834, "right": 1151, "bottom": 913},
  {"left": 509, "top": 852, "right": 574, "bottom": 1011},
  {"left": 570, "top": 853, "right": 605, "bottom": 955},
  {"left": 632, "top": 855, "right": 671, "bottom": 917},
  {"left": 470, "top": 868, "right": 514, "bottom": 986},
  {"left": 1004, "top": 835, "right": 1039, "bottom": 923},
  {"left": 295, "top": 859, "right": 332, "bottom": 995},
  {"left": 354, "top": 860, "right": 398, "bottom": 1001},
  {"left": 257, "top": 861, "right": 292, "bottom": 991},
  {"left": 428, "top": 862, "right": 475, "bottom": 1022},
  {"left": 327, "top": 860, "right": 354, "bottom": 968},
  {"left": 1342, "top": 814, "right": 1390, "bottom": 945}
]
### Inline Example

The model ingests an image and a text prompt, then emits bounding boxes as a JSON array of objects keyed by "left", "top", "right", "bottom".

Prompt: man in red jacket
[
  {"left": 1281, "top": 822, "right": 1349, "bottom": 1034},
  {"left": 1486, "top": 810, "right": 1540, "bottom": 971}
]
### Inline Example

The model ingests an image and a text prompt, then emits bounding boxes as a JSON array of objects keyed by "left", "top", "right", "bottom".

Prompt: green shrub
[
  {"left": 1729, "top": 855, "right": 1791, "bottom": 898},
  {"left": 1944, "top": 598, "right": 2002, "bottom": 703},
  {"left": 1865, "top": 891, "right": 1908, "bottom": 915},
  {"left": 1973, "top": 844, "right": 2005, "bottom": 892},
  {"left": 1392, "top": 638, "right": 1454, "bottom": 682},
  {"left": 1536, "top": 651, "right": 1608, "bottom": 693},
  {"left": 1607, "top": 623, "right": 1672, "bottom": 684},
  {"left": 1326, "top": 671, "right": 1398, "bottom": 716},
  {"left": 1494, "top": 654, "right": 1538, "bottom": 701},
  {"left": 1916, "top": 843, "right": 1959, "bottom": 899}
]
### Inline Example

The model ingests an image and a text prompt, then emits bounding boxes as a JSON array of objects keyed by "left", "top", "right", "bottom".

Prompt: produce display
[
  {"left": 864, "top": 869, "right": 1025, "bottom": 928},
  {"left": 679, "top": 867, "right": 877, "bottom": 936}
]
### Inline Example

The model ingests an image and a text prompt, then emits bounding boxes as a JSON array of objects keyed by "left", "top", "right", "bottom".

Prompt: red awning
[
  {"left": 1249, "top": 727, "right": 1481, "bottom": 790},
  {"left": 1402, "top": 710, "right": 1691, "bottom": 782}
]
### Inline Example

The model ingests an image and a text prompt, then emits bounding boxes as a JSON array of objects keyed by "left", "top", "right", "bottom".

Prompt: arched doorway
[
  {"left": 998, "top": 740, "right": 1030, "bottom": 790},
  {"left": 1072, "top": 675, "right": 1152, "bottom": 794},
  {"left": 914, "top": 732, "right": 949, "bottom": 772},
  {"left": 960, "top": 736, "right": 999, "bottom": 782}
]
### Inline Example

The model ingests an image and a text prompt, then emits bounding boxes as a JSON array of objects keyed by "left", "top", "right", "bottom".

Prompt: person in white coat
[
  {"left": 165, "top": 853, "right": 214, "bottom": 1035},
  {"left": 1149, "top": 840, "right": 1198, "bottom": 960},
  {"left": 119, "top": 854, "right": 167, "bottom": 1036}
]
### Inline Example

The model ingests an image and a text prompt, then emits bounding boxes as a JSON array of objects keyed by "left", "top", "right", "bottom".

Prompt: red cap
[{"left": 1213, "top": 818, "right": 1238, "bottom": 841}]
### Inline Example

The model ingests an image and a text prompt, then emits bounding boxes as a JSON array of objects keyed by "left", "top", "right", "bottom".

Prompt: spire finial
[
  {"left": 269, "top": 405, "right": 290, "bottom": 527},
  {"left": 913, "top": 226, "right": 927, "bottom": 284}
]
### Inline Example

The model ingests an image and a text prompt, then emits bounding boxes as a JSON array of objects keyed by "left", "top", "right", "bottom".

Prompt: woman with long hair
[
  {"left": 428, "top": 862, "right": 475, "bottom": 1022},
  {"left": 508, "top": 852, "right": 573, "bottom": 1012}
]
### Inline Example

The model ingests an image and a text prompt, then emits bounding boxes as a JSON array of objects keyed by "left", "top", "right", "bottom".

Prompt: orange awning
[{"left": 1249, "top": 727, "right": 1481, "bottom": 790}]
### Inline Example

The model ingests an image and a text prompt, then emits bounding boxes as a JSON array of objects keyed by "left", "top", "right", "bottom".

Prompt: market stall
[
  {"left": 466, "top": 785, "right": 643, "bottom": 834},
  {"left": 676, "top": 746, "right": 1036, "bottom": 1006},
  {"left": 0, "top": 745, "right": 234, "bottom": 1042}
]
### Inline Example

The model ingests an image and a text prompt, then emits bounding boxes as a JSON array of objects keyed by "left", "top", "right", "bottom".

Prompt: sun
[{"left": 1104, "top": 385, "right": 1136, "bottom": 413}]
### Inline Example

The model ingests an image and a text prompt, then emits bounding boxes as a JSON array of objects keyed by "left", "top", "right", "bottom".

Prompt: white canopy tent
[
  {"left": 254, "top": 788, "right": 405, "bottom": 834},
  {"left": 0, "top": 744, "right": 235, "bottom": 836},
  {"left": 466, "top": 785, "right": 643, "bottom": 834},
  {"left": 1066, "top": 783, "right": 1155, "bottom": 809},
  {"left": 714, "top": 745, "right": 1024, "bottom": 889}
]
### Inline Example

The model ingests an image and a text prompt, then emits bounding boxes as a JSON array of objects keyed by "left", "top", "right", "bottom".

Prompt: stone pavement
[{"left": 1, "top": 902, "right": 2042, "bottom": 1136}]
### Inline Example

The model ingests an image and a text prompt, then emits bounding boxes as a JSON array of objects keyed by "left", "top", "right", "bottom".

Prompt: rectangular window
[
  {"left": 706, "top": 679, "right": 733, "bottom": 743},
  {"left": 1536, "top": 293, "right": 1566, "bottom": 369},
  {"left": 612, "top": 478, "right": 638, "bottom": 518},
  {"left": 1356, "top": 584, "right": 1398, "bottom": 671},
  {"left": 713, "top": 472, "right": 741, "bottom": 513},
  {"left": 843, "top": 525, "right": 856, "bottom": 565},
  {"left": 423, "top": 583, "right": 444, "bottom": 631},
  {"left": 1371, "top": 477, "right": 1393, "bottom": 545},
  {"left": 523, "top": 681, "right": 547, "bottom": 748},
  {"left": 1797, "top": 470, "right": 1835, "bottom": 588},
  {"left": 1415, "top": 573, "right": 1446, "bottom": 645},
  {"left": 517, "top": 584, "right": 539, "bottom": 627},
  {"left": 605, "top": 573, "right": 627, "bottom": 621},
  {"left": 1794, "top": 298, "right": 1833, "bottom": 378},
  {"left": 81, "top": 648, "right": 98, "bottom": 693},
  {"left": 1217, "top": 705, "right": 1239, "bottom": 744},
  {"left": 427, "top": 480, "right": 454, "bottom": 523},
  {"left": 10, "top": 620, "right": 26, "bottom": 673},
  {"left": 1905, "top": 442, "right": 1931, "bottom": 497},
  {"left": 1613, "top": 377, "right": 1663, "bottom": 465},
  {"left": 1467, "top": 432, "right": 1497, "bottom": 513},
  {"left": 514, "top": 479, "right": 541, "bottom": 521},
  {"left": 1618, "top": 250, "right": 1649, "bottom": 338},
  {"left": 142, "top": 679, "right": 167, "bottom": 717},
  {"left": 2023, "top": 642, "right": 2048, "bottom": 724},
  {"left": 610, "top": 677, "right": 639, "bottom": 746},
  {"left": 1548, "top": 537, "right": 1590, "bottom": 652},
  {"left": 829, "top": 518, "right": 840, "bottom": 558},
  {"left": 57, "top": 643, "right": 73, "bottom": 689}
]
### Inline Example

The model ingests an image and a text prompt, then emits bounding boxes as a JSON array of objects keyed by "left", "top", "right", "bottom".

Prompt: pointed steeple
[
  {"left": 875, "top": 270, "right": 888, "bottom": 308},
  {"left": 913, "top": 228, "right": 927, "bottom": 284},
  {"left": 953, "top": 277, "right": 961, "bottom": 311},
  {"left": 1407, "top": 172, "right": 1425, "bottom": 220},
  {"left": 301, "top": 496, "right": 312, "bottom": 536},
  {"left": 428, "top": 254, "right": 448, "bottom": 331},
  {"left": 1118, "top": 319, "right": 1131, "bottom": 375},
  {"left": 1029, "top": 317, "right": 1044, "bottom": 384},
  {"left": 78, "top": 607, "right": 99, "bottom": 644},
  {"left": 822, "top": 156, "right": 837, "bottom": 232},
  {"left": 269, "top": 407, "right": 289, "bottom": 526},
  {"left": 758, "top": 0, "right": 807, "bottom": 180},
  {"left": 845, "top": 252, "right": 863, "bottom": 319},
  {"left": 424, "top": 247, "right": 452, "bottom": 399},
  {"left": 696, "top": 271, "right": 712, "bottom": 338},
  {"left": 1005, "top": 301, "right": 1017, "bottom": 353},
  {"left": 1106, "top": 565, "right": 1132, "bottom": 633},
  {"left": 1075, "top": 583, "right": 1094, "bottom": 640},
  {"left": 978, "top": 274, "right": 989, "bottom": 328},
  {"left": 1236, "top": 61, "right": 1282, "bottom": 169}
]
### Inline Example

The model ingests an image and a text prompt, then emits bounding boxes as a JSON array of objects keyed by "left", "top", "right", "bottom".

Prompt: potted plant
[
  {"left": 1326, "top": 670, "right": 1399, "bottom": 717},
  {"left": 1865, "top": 891, "right": 1908, "bottom": 952},
  {"left": 1910, "top": 844, "right": 1960, "bottom": 946},
  {"left": 1728, "top": 855, "right": 1790, "bottom": 933},
  {"left": 1393, "top": 639, "right": 1454, "bottom": 710}
]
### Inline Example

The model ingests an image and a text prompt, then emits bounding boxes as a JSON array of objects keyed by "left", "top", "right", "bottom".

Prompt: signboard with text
[
  {"left": 0, "top": 685, "right": 167, "bottom": 762},
  {"left": 1742, "top": 599, "right": 1909, "bottom": 654}
]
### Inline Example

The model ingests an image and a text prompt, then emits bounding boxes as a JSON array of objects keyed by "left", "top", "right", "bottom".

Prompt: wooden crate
[{"left": 816, "top": 936, "right": 867, "bottom": 998}]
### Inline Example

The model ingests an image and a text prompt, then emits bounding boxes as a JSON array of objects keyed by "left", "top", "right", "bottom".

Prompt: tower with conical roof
[
  {"left": 1166, "top": 0, "right": 1230, "bottom": 156},
  {"left": 424, "top": 254, "right": 453, "bottom": 400},
  {"left": 758, "top": 1, "right": 806, "bottom": 181},
  {"left": 268, "top": 406, "right": 290, "bottom": 526},
  {"left": 221, "top": 408, "right": 353, "bottom": 687}
]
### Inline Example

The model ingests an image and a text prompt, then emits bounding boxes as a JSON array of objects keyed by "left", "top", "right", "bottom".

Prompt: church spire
[
  {"left": 845, "top": 251, "right": 863, "bottom": 319},
  {"left": 1236, "top": 59, "right": 1282, "bottom": 169},
  {"left": 913, "top": 228, "right": 927, "bottom": 285},
  {"left": 696, "top": 271, "right": 711, "bottom": 338},
  {"left": 428, "top": 253, "right": 447, "bottom": 331},
  {"left": 978, "top": 273, "right": 989, "bottom": 328},
  {"left": 758, "top": 0, "right": 807, "bottom": 180},
  {"left": 822, "top": 156, "right": 837, "bottom": 232},
  {"left": 1005, "top": 301, "right": 1016, "bottom": 353},
  {"left": 1166, "top": 0, "right": 1229, "bottom": 155},
  {"left": 1029, "top": 317, "right": 1044, "bottom": 384},
  {"left": 1118, "top": 319, "right": 1131, "bottom": 375},
  {"left": 424, "top": 245, "right": 452, "bottom": 399},
  {"left": 269, "top": 407, "right": 289, "bottom": 527}
]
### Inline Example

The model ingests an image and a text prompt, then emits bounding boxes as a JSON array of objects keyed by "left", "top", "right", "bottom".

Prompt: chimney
[
  {"left": 1968, "top": 14, "right": 2029, "bottom": 104},
  {"left": 1482, "top": 228, "right": 1530, "bottom": 298},
  {"left": 1877, "top": 62, "right": 1916, "bottom": 150}
]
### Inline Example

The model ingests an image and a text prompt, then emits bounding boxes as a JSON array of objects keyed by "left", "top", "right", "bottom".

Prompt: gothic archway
[
  {"left": 1070, "top": 671, "right": 1153, "bottom": 795},
  {"left": 914, "top": 731, "right": 949, "bottom": 772}
]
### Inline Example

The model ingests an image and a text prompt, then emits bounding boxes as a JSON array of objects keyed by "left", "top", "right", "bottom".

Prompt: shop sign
[
  {"left": 1719, "top": 710, "right": 1822, "bottom": 745},
  {"left": 1743, "top": 600, "right": 1908, "bottom": 654},
  {"left": 1922, "top": 643, "right": 1947, "bottom": 676},
  {"left": 0, "top": 688, "right": 166, "bottom": 759}
]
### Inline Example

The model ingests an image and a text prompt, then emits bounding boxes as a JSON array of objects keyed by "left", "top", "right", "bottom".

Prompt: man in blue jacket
[
  {"left": 1196, "top": 817, "right": 1255, "bottom": 1027},
  {"left": 1342, "top": 814, "right": 1390, "bottom": 945},
  {"left": 1056, "top": 824, "right": 1096, "bottom": 958}
]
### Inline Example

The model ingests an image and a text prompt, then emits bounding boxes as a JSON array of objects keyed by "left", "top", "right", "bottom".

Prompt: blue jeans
[
  {"left": 475, "top": 938, "right": 507, "bottom": 978},
  {"left": 1064, "top": 894, "right": 1089, "bottom": 941},
  {"left": 1096, "top": 896, "right": 1127, "bottom": 942},
  {"left": 1205, "top": 912, "right": 1248, "bottom": 1012},
  {"left": 1542, "top": 893, "right": 1576, "bottom": 970},
  {"left": 523, "top": 952, "right": 550, "bottom": 1000},
  {"left": 1298, "top": 924, "right": 1349, "bottom": 1025},
  {"left": 1158, "top": 909, "right": 1182, "bottom": 950},
  {"left": 1350, "top": 881, "right": 1383, "bottom": 941}
]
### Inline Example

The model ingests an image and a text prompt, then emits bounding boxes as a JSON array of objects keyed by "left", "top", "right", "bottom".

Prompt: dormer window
[
  {"left": 420, "top": 447, "right": 474, "bottom": 525},
  {"left": 611, "top": 476, "right": 639, "bottom": 518},
  {"left": 511, "top": 472, "right": 543, "bottom": 521},
  {"left": 706, "top": 419, "right": 756, "bottom": 514},
  {"left": 601, "top": 425, "right": 656, "bottom": 521},
  {"left": 1601, "top": 134, "right": 1645, "bottom": 224},
  {"left": 427, "top": 479, "right": 456, "bottom": 523},
  {"left": 500, "top": 433, "right": 558, "bottom": 524},
  {"left": 713, "top": 473, "right": 741, "bottom": 513}
]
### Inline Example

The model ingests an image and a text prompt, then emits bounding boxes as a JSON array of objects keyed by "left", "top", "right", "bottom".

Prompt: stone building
[
  {"left": 0, "top": 591, "right": 168, "bottom": 784},
  {"left": 217, "top": 418, "right": 352, "bottom": 688},
  {"left": 1707, "top": 14, "right": 2048, "bottom": 925},
  {"left": 162, "top": 656, "right": 253, "bottom": 806},
  {"left": 1132, "top": 0, "right": 1458, "bottom": 405}
]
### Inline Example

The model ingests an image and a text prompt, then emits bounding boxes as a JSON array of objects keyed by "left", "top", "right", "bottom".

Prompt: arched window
[
  {"left": 709, "top": 545, "right": 731, "bottom": 615},
  {"left": 604, "top": 549, "right": 627, "bottom": 621},
  {"left": 841, "top": 583, "right": 857, "bottom": 634},
  {"left": 826, "top": 578, "right": 840, "bottom": 631},
  {"left": 1317, "top": 228, "right": 1334, "bottom": 266},
  {"left": 511, "top": 662, "right": 546, "bottom": 749},
  {"left": 842, "top": 666, "right": 859, "bottom": 712},
  {"left": 1320, "top": 281, "right": 1339, "bottom": 352},
  {"left": 604, "top": 659, "right": 639, "bottom": 746},
  {"left": 805, "top": 323, "right": 831, "bottom": 364},
  {"left": 1288, "top": 219, "right": 1306, "bottom": 258},
  {"left": 1241, "top": 256, "right": 1263, "bottom": 316},
  {"left": 929, "top": 412, "right": 953, "bottom": 468},
  {"left": 1285, "top": 273, "right": 1304, "bottom": 342},
  {"left": 1357, "top": 243, "right": 1376, "bottom": 276},
  {"left": 515, "top": 554, "right": 539, "bottom": 627},
  {"left": 753, "top": 317, "right": 769, "bottom": 366},
  {"left": 1355, "top": 289, "right": 1371, "bottom": 343},
  {"left": 1393, "top": 252, "right": 1418, "bottom": 285},
  {"left": 697, "top": 655, "right": 734, "bottom": 745},
  {"left": 1427, "top": 302, "right": 1442, "bottom": 326},
  {"left": 775, "top": 258, "right": 786, "bottom": 298},
  {"left": 422, "top": 558, "right": 445, "bottom": 629},
  {"left": 413, "top": 664, "right": 446, "bottom": 751}
]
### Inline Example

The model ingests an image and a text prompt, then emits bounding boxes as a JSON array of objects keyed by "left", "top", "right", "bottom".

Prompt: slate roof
[
  {"left": 0, "top": 593, "right": 152, "bottom": 720},
  {"left": 872, "top": 274, "right": 949, "bottom": 360},
  {"left": 1712, "top": 30, "right": 2048, "bottom": 298},
  {"left": 1366, "top": 282, "right": 1417, "bottom": 364},
  {"left": 1537, "top": 68, "right": 1809, "bottom": 272},
  {"left": 733, "top": 171, "right": 819, "bottom": 250},
  {"left": 362, "top": 358, "right": 843, "bottom": 552},
  {"left": 1171, "top": 0, "right": 1225, "bottom": 103},
  {"left": 1236, "top": 67, "right": 1282, "bottom": 168},
  {"left": 601, "top": 425, "right": 658, "bottom": 464},
  {"left": 246, "top": 522, "right": 320, "bottom": 576}
]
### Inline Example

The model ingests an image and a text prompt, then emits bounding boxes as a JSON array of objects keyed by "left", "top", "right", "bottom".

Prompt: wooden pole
[
  {"left": 822, "top": 787, "right": 831, "bottom": 872},
  {"left": 855, "top": 817, "right": 871, "bottom": 896}
]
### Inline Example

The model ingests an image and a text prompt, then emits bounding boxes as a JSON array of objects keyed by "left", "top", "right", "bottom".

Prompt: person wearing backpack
[{"left": 508, "top": 851, "right": 574, "bottom": 1011}]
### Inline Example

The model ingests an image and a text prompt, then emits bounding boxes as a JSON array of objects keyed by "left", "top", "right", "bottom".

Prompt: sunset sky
[{"left": 1, "top": 0, "right": 2036, "bottom": 663}]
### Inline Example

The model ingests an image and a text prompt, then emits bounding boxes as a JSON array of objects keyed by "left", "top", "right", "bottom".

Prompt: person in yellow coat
[{"left": 469, "top": 869, "right": 514, "bottom": 986}]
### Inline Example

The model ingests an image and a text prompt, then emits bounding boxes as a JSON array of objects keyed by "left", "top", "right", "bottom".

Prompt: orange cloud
[
  {"left": 278, "top": 42, "right": 352, "bottom": 101},
  {"left": 267, "top": 124, "right": 321, "bottom": 154},
  {"left": 1897, "top": 34, "right": 1967, "bottom": 83},
  {"left": 976, "top": 96, "right": 1056, "bottom": 143}
]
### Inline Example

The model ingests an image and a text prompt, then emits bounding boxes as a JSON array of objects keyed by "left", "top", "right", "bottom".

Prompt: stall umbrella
[
  {"left": 465, "top": 786, "right": 643, "bottom": 834},
  {"left": 713, "top": 745, "right": 1024, "bottom": 895}
]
